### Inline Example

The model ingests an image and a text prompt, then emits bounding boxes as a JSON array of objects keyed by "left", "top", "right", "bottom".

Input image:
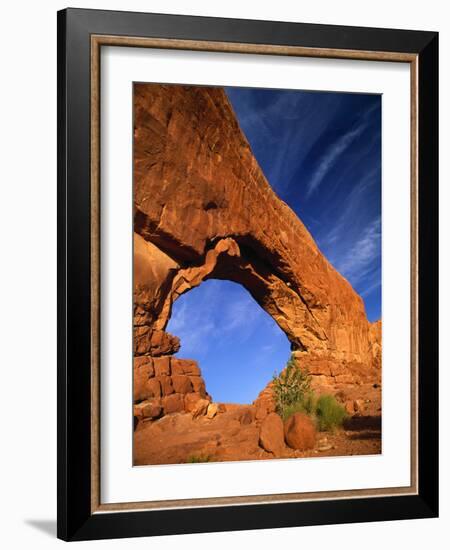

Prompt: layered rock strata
[{"left": 133, "top": 356, "right": 210, "bottom": 420}]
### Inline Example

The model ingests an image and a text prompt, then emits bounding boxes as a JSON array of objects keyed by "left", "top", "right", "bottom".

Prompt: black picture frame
[{"left": 57, "top": 7, "right": 438, "bottom": 541}]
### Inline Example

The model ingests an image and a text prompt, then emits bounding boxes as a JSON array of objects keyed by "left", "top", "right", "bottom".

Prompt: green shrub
[
  {"left": 300, "top": 391, "right": 317, "bottom": 416},
  {"left": 272, "top": 355, "right": 312, "bottom": 419},
  {"left": 186, "top": 454, "right": 211, "bottom": 463},
  {"left": 315, "top": 394, "right": 347, "bottom": 432},
  {"left": 272, "top": 357, "right": 348, "bottom": 432},
  {"left": 280, "top": 392, "right": 317, "bottom": 421}
]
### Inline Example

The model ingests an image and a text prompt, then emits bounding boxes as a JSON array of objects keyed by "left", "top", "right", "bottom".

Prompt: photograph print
[{"left": 133, "top": 82, "right": 382, "bottom": 466}]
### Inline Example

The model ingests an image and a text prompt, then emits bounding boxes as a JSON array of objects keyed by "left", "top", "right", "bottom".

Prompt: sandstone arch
[{"left": 133, "top": 83, "right": 381, "bottom": 417}]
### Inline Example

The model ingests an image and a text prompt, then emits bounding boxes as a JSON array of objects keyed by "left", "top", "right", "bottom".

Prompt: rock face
[
  {"left": 133, "top": 355, "right": 210, "bottom": 420},
  {"left": 369, "top": 320, "right": 382, "bottom": 372},
  {"left": 284, "top": 413, "right": 317, "bottom": 450},
  {"left": 133, "top": 83, "right": 382, "bottom": 417},
  {"left": 191, "top": 398, "right": 210, "bottom": 419},
  {"left": 259, "top": 413, "right": 285, "bottom": 456}
]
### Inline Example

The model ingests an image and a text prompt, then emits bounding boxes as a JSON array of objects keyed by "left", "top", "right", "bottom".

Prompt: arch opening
[{"left": 166, "top": 279, "right": 291, "bottom": 404}]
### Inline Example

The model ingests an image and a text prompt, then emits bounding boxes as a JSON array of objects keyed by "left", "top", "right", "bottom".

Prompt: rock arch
[{"left": 133, "top": 83, "right": 381, "bottom": 419}]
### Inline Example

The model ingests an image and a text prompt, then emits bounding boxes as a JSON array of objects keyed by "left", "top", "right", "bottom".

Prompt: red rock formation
[
  {"left": 133, "top": 356, "right": 210, "bottom": 420},
  {"left": 369, "top": 319, "right": 382, "bottom": 371},
  {"left": 259, "top": 412, "right": 285, "bottom": 456},
  {"left": 284, "top": 413, "right": 317, "bottom": 451},
  {"left": 133, "top": 83, "right": 382, "bottom": 416}
]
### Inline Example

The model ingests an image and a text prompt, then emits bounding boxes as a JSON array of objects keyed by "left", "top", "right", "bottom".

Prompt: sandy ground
[{"left": 134, "top": 384, "right": 381, "bottom": 466}]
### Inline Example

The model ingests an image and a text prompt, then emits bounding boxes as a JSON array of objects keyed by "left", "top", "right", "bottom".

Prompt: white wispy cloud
[
  {"left": 335, "top": 217, "right": 381, "bottom": 284},
  {"left": 227, "top": 89, "right": 342, "bottom": 196},
  {"left": 223, "top": 295, "right": 259, "bottom": 329},
  {"left": 316, "top": 165, "right": 380, "bottom": 252},
  {"left": 168, "top": 298, "right": 216, "bottom": 356},
  {"left": 305, "top": 103, "right": 378, "bottom": 199}
]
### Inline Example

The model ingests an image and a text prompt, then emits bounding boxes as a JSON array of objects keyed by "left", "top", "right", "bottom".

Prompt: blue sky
[
  {"left": 167, "top": 86, "right": 381, "bottom": 404},
  {"left": 167, "top": 279, "right": 291, "bottom": 404}
]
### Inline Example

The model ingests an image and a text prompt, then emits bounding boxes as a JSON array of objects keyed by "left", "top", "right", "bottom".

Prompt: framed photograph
[{"left": 57, "top": 8, "right": 438, "bottom": 541}]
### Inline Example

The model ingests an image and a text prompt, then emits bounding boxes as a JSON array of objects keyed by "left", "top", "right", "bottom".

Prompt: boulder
[
  {"left": 259, "top": 413, "right": 285, "bottom": 456},
  {"left": 206, "top": 403, "right": 219, "bottom": 419},
  {"left": 284, "top": 413, "right": 316, "bottom": 451},
  {"left": 134, "top": 398, "right": 162, "bottom": 420},
  {"left": 191, "top": 399, "right": 210, "bottom": 419},
  {"left": 184, "top": 392, "right": 205, "bottom": 413}
]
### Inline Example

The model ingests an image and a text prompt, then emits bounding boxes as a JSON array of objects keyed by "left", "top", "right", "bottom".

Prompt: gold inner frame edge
[{"left": 90, "top": 34, "right": 419, "bottom": 514}]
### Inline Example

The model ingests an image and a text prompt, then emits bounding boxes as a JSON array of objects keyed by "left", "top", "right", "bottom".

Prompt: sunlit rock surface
[{"left": 133, "top": 84, "right": 382, "bottom": 417}]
